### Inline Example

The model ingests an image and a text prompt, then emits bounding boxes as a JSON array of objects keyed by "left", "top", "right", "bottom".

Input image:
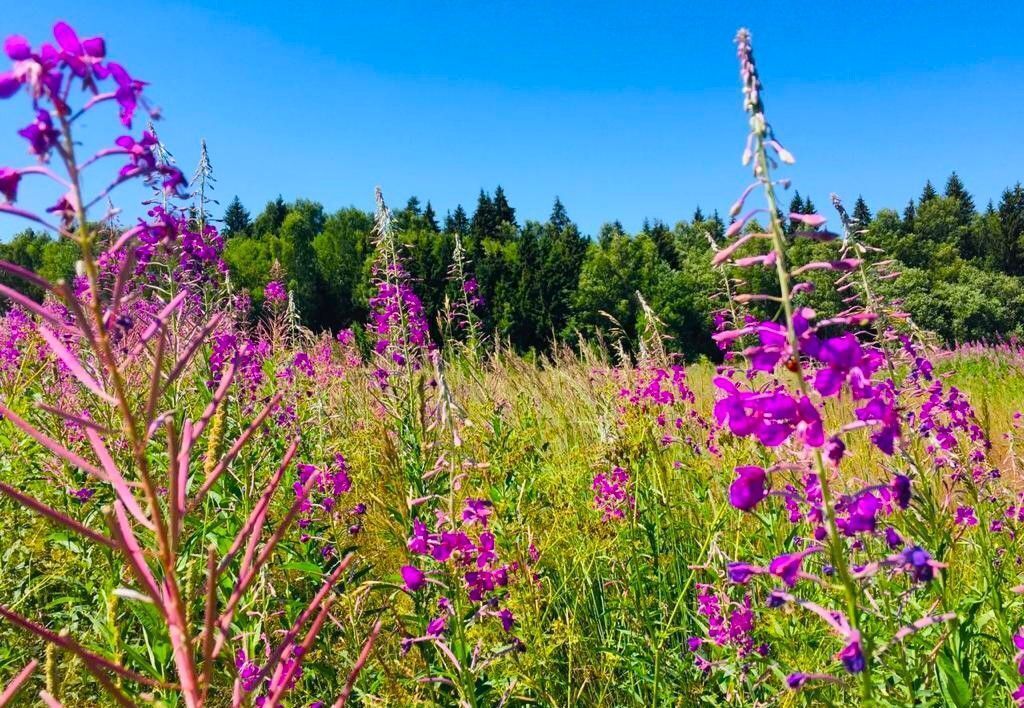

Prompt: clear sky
[{"left": 2, "top": 1, "right": 1023, "bottom": 236}]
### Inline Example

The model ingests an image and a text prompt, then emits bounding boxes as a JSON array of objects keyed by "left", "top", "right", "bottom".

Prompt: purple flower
[
  {"left": 498, "top": 608, "right": 515, "bottom": 632},
  {"left": 426, "top": 615, "right": 447, "bottom": 636},
  {"left": 884, "top": 526, "right": 903, "bottom": 548},
  {"left": 264, "top": 280, "right": 287, "bottom": 302},
  {"left": 114, "top": 131, "right": 158, "bottom": 177},
  {"left": 768, "top": 548, "right": 818, "bottom": 587},
  {"left": 726, "top": 562, "right": 760, "bottom": 584},
  {"left": 0, "top": 168, "right": 20, "bottom": 202},
  {"left": 892, "top": 474, "right": 911, "bottom": 510},
  {"left": 18, "top": 110, "right": 59, "bottom": 158},
  {"left": 786, "top": 673, "right": 808, "bottom": 689},
  {"left": 400, "top": 565, "right": 426, "bottom": 592},
  {"left": 856, "top": 394, "right": 901, "bottom": 455},
  {"left": 52, "top": 21, "right": 106, "bottom": 78},
  {"left": 813, "top": 333, "right": 878, "bottom": 399},
  {"left": 900, "top": 546, "right": 935, "bottom": 583},
  {"left": 837, "top": 637, "right": 866, "bottom": 673},
  {"left": 729, "top": 465, "right": 767, "bottom": 512},
  {"left": 235, "top": 651, "right": 261, "bottom": 692},
  {"left": 106, "top": 61, "right": 146, "bottom": 127},
  {"left": 461, "top": 498, "right": 492, "bottom": 527},
  {"left": 954, "top": 505, "right": 978, "bottom": 526}
]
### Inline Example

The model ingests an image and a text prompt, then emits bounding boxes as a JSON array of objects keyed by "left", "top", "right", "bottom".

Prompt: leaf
[
  {"left": 280, "top": 561, "right": 325, "bottom": 576},
  {"left": 937, "top": 653, "right": 972, "bottom": 708}
]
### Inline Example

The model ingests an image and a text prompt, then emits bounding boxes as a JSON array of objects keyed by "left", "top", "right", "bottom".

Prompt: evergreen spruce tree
[
  {"left": 920, "top": 180, "right": 938, "bottom": 204},
  {"left": 493, "top": 185, "right": 516, "bottom": 228},
  {"left": 996, "top": 183, "right": 1024, "bottom": 274},
  {"left": 692, "top": 206, "right": 705, "bottom": 223},
  {"left": 423, "top": 201, "right": 440, "bottom": 232},
  {"left": 944, "top": 171, "right": 976, "bottom": 226},
  {"left": 471, "top": 190, "right": 497, "bottom": 239},
  {"left": 222, "top": 195, "right": 251, "bottom": 237},
  {"left": 550, "top": 197, "right": 570, "bottom": 232},
  {"left": 852, "top": 196, "right": 872, "bottom": 225},
  {"left": 445, "top": 205, "right": 470, "bottom": 236}
]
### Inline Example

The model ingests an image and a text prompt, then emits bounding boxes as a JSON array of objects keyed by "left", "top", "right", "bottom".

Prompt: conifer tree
[
  {"left": 920, "top": 180, "right": 938, "bottom": 204},
  {"left": 944, "top": 171, "right": 976, "bottom": 226},
  {"left": 493, "top": 185, "right": 516, "bottom": 228},
  {"left": 222, "top": 195, "right": 251, "bottom": 237},
  {"left": 445, "top": 205, "right": 470, "bottom": 236},
  {"left": 471, "top": 190, "right": 497, "bottom": 239},
  {"left": 550, "top": 196, "right": 570, "bottom": 232},
  {"left": 852, "top": 196, "right": 872, "bottom": 225},
  {"left": 423, "top": 201, "right": 440, "bottom": 232}
]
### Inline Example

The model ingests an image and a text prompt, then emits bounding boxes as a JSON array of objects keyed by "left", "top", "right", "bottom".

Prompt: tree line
[{"left": 6, "top": 172, "right": 1024, "bottom": 358}]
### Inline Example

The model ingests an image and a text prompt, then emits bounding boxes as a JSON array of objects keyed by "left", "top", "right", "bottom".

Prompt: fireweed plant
[
  {"left": 0, "top": 22, "right": 381, "bottom": 706},
  {"left": 702, "top": 28, "right": 1024, "bottom": 704}
]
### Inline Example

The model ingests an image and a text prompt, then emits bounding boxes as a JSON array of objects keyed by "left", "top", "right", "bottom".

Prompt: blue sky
[{"left": 2, "top": 1, "right": 1023, "bottom": 236}]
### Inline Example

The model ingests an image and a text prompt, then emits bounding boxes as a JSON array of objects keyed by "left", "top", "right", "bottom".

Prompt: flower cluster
[{"left": 592, "top": 466, "right": 634, "bottom": 522}]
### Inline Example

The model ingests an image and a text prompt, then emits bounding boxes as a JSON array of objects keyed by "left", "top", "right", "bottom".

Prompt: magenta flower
[
  {"left": 768, "top": 548, "right": 819, "bottom": 586},
  {"left": 18, "top": 109, "right": 59, "bottom": 158},
  {"left": 461, "top": 497, "right": 492, "bottom": 527},
  {"left": 264, "top": 280, "right": 286, "bottom": 302},
  {"left": 729, "top": 465, "right": 767, "bottom": 512},
  {"left": 106, "top": 61, "right": 146, "bottom": 127},
  {"left": 0, "top": 167, "right": 20, "bottom": 201},
  {"left": 813, "top": 333, "right": 879, "bottom": 399},
  {"left": 954, "top": 505, "right": 978, "bottom": 526},
  {"left": 891, "top": 474, "right": 911, "bottom": 510},
  {"left": 426, "top": 615, "right": 447, "bottom": 636},
  {"left": 114, "top": 131, "right": 158, "bottom": 176},
  {"left": 400, "top": 565, "right": 426, "bottom": 592},
  {"left": 726, "top": 562, "right": 761, "bottom": 584},
  {"left": 52, "top": 21, "right": 106, "bottom": 79}
]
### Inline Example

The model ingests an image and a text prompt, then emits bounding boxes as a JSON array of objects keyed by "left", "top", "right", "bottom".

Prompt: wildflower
[
  {"left": 768, "top": 548, "right": 818, "bottom": 587},
  {"left": 786, "top": 673, "right": 808, "bottom": 689},
  {"left": 106, "top": 61, "right": 146, "bottom": 127},
  {"left": 839, "top": 492, "right": 881, "bottom": 536},
  {"left": 592, "top": 466, "right": 633, "bottom": 521},
  {"left": 498, "top": 608, "right": 515, "bottom": 632},
  {"left": 837, "top": 636, "right": 866, "bottom": 674},
  {"left": 235, "top": 651, "right": 261, "bottom": 692},
  {"left": 954, "top": 505, "right": 978, "bottom": 526},
  {"left": 114, "top": 131, "right": 158, "bottom": 176},
  {"left": 426, "top": 615, "right": 447, "bottom": 636},
  {"left": 18, "top": 109, "right": 59, "bottom": 158},
  {"left": 264, "top": 280, "right": 286, "bottom": 302},
  {"left": 884, "top": 527, "right": 903, "bottom": 548},
  {"left": 727, "top": 562, "right": 761, "bottom": 584},
  {"left": 856, "top": 394, "right": 901, "bottom": 455},
  {"left": 461, "top": 498, "right": 492, "bottom": 527},
  {"left": 0, "top": 167, "right": 20, "bottom": 201},
  {"left": 900, "top": 546, "right": 936, "bottom": 583},
  {"left": 891, "top": 474, "right": 911, "bottom": 509},
  {"left": 813, "top": 333, "right": 879, "bottom": 399},
  {"left": 400, "top": 565, "right": 426, "bottom": 593},
  {"left": 728, "top": 465, "right": 767, "bottom": 512},
  {"left": 52, "top": 21, "right": 106, "bottom": 79}
]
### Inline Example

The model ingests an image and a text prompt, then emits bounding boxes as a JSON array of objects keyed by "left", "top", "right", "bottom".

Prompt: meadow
[{"left": 2, "top": 20, "right": 1024, "bottom": 708}]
